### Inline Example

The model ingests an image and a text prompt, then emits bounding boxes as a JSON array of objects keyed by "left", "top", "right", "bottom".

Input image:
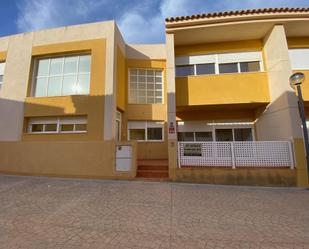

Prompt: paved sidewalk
[{"left": 0, "top": 175, "right": 308, "bottom": 249}]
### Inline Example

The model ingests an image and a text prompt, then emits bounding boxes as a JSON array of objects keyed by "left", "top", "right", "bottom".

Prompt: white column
[
  {"left": 256, "top": 25, "right": 302, "bottom": 140},
  {"left": 103, "top": 25, "right": 117, "bottom": 140},
  {"left": 0, "top": 33, "right": 33, "bottom": 141},
  {"left": 166, "top": 33, "right": 177, "bottom": 140}
]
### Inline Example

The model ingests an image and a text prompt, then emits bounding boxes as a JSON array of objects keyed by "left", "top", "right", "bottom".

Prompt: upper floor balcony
[{"left": 175, "top": 51, "right": 270, "bottom": 107}]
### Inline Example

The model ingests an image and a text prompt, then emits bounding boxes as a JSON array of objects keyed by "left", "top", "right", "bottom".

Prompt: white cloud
[
  {"left": 16, "top": 0, "right": 309, "bottom": 43},
  {"left": 118, "top": 0, "right": 309, "bottom": 43},
  {"left": 118, "top": 0, "right": 194, "bottom": 44},
  {"left": 16, "top": 0, "right": 107, "bottom": 32},
  {"left": 160, "top": 0, "right": 192, "bottom": 18}
]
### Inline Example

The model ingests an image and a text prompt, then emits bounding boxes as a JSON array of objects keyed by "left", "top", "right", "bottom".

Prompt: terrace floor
[{"left": 0, "top": 175, "right": 308, "bottom": 249}]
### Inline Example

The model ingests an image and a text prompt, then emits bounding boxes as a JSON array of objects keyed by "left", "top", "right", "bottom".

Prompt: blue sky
[{"left": 1, "top": 0, "right": 309, "bottom": 44}]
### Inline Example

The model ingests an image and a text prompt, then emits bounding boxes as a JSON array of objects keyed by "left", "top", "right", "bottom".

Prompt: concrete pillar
[
  {"left": 257, "top": 25, "right": 308, "bottom": 186},
  {"left": 0, "top": 33, "right": 33, "bottom": 141},
  {"left": 103, "top": 24, "right": 117, "bottom": 141},
  {"left": 166, "top": 33, "right": 178, "bottom": 180}
]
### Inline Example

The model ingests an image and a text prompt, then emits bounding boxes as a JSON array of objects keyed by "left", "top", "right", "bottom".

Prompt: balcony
[{"left": 176, "top": 72, "right": 270, "bottom": 107}]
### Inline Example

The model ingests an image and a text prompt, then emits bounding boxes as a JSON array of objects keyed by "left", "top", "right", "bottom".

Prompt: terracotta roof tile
[{"left": 165, "top": 7, "right": 309, "bottom": 23}]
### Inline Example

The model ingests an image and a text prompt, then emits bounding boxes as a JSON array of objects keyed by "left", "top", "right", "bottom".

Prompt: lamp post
[{"left": 290, "top": 72, "right": 309, "bottom": 178}]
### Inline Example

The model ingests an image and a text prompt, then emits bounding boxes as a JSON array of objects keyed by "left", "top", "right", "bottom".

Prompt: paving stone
[{"left": 0, "top": 175, "right": 308, "bottom": 249}]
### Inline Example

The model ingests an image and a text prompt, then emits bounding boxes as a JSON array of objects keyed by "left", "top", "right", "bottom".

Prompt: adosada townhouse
[{"left": 0, "top": 8, "right": 309, "bottom": 187}]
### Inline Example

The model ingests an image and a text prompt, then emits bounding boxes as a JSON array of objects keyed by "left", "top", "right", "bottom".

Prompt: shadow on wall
[
  {"left": 0, "top": 97, "right": 64, "bottom": 141},
  {"left": 254, "top": 90, "right": 302, "bottom": 141},
  {"left": 23, "top": 94, "right": 108, "bottom": 141},
  {"left": 0, "top": 96, "right": 138, "bottom": 179}
]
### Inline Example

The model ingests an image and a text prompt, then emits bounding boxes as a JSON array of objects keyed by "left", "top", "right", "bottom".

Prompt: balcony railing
[{"left": 178, "top": 141, "right": 294, "bottom": 169}]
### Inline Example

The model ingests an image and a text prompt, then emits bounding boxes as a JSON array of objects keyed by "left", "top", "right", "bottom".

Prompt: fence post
[
  {"left": 288, "top": 141, "right": 294, "bottom": 170},
  {"left": 231, "top": 142, "right": 236, "bottom": 169}
]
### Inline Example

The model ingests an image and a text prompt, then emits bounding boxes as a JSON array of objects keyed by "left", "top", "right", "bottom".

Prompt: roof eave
[{"left": 165, "top": 12, "right": 309, "bottom": 32}]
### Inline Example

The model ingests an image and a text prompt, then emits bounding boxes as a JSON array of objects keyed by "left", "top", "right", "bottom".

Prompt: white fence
[{"left": 178, "top": 141, "right": 294, "bottom": 169}]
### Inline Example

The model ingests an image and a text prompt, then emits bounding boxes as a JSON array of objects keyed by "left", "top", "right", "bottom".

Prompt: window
[
  {"left": 175, "top": 51, "right": 263, "bottom": 77},
  {"left": 130, "top": 129, "right": 145, "bottom": 140},
  {"left": 128, "top": 121, "right": 164, "bottom": 141},
  {"left": 219, "top": 63, "right": 238, "bottom": 74},
  {"left": 0, "top": 62, "right": 5, "bottom": 89},
  {"left": 178, "top": 132, "right": 213, "bottom": 142},
  {"left": 196, "top": 63, "right": 215, "bottom": 75},
  {"left": 34, "top": 55, "right": 91, "bottom": 97},
  {"left": 215, "top": 129, "right": 234, "bottom": 141},
  {"left": 178, "top": 132, "right": 194, "bottom": 141},
  {"left": 215, "top": 128, "right": 253, "bottom": 142},
  {"left": 240, "top": 61, "right": 260, "bottom": 72},
  {"left": 129, "top": 68, "right": 163, "bottom": 104},
  {"left": 176, "top": 65, "right": 194, "bottom": 77},
  {"left": 177, "top": 121, "right": 254, "bottom": 142},
  {"left": 28, "top": 116, "right": 87, "bottom": 134},
  {"left": 234, "top": 128, "right": 253, "bottom": 141},
  {"left": 195, "top": 132, "right": 213, "bottom": 141}
]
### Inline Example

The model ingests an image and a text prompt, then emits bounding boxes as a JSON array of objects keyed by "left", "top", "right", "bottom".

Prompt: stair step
[
  {"left": 136, "top": 170, "right": 169, "bottom": 178},
  {"left": 137, "top": 165, "right": 168, "bottom": 171}
]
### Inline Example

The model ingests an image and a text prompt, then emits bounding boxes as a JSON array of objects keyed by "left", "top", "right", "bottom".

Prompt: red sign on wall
[{"left": 169, "top": 122, "right": 175, "bottom": 134}]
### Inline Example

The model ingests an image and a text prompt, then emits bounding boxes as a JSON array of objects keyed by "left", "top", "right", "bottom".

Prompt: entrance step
[{"left": 137, "top": 159, "right": 169, "bottom": 179}]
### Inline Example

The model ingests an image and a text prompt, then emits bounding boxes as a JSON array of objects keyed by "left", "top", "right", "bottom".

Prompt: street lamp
[{"left": 290, "top": 72, "right": 309, "bottom": 178}]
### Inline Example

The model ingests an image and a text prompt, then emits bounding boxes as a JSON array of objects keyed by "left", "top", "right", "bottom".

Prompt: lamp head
[{"left": 290, "top": 72, "right": 305, "bottom": 87}]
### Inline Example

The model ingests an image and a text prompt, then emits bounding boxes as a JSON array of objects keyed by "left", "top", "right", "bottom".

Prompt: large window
[
  {"left": 0, "top": 62, "right": 5, "bottom": 89},
  {"left": 215, "top": 128, "right": 253, "bottom": 142},
  {"left": 34, "top": 55, "right": 91, "bottom": 97},
  {"left": 177, "top": 121, "right": 254, "bottom": 142},
  {"left": 129, "top": 68, "right": 163, "bottom": 104},
  {"left": 178, "top": 132, "right": 213, "bottom": 142},
  {"left": 28, "top": 116, "right": 87, "bottom": 134},
  {"left": 175, "top": 51, "right": 263, "bottom": 77},
  {"left": 128, "top": 121, "right": 164, "bottom": 141}
]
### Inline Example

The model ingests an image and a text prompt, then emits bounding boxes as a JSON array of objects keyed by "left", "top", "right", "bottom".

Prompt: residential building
[{"left": 0, "top": 8, "right": 309, "bottom": 186}]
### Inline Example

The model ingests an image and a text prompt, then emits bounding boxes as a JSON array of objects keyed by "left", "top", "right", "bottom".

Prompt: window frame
[
  {"left": 128, "top": 121, "right": 164, "bottom": 142},
  {"left": 177, "top": 121, "right": 255, "bottom": 142},
  {"left": 31, "top": 54, "right": 91, "bottom": 97},
  {"left": 175, "top": 51, "right": 264, "bottom": 77},
  {"left": 28, "top": 116, "right": 87, "bottom": 134},
  {"left": 128, "top": 68, "right": 164, "bottom": 105}
]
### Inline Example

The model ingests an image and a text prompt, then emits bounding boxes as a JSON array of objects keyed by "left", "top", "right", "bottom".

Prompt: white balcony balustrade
[{"left": 178, "top": 141, "right": 294, "bottom": 169}]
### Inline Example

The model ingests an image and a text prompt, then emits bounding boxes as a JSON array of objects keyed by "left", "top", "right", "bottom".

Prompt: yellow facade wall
[
  {"left": 177, "top": 109, "right": 255, "bottom": 121},
  {"left": 23, "top": 95, "right": 105, "bottom": 141},
  {"left": 125, "top": 59, "right": 167, "bottom": 121},
  {"left": 123, "top": 59, "right": 168, "bottom": 159},
  {"left": 175, "top": 40, "right": 263, "bottom": 56},
  {"left": 117, "top": 47, "right": 126, "bottom": 111},
  {"left": 0, "top": 141, "right": 137, "bottom": 179},
  {"left": 292, "top": 70, "right": 309, "bottom": 102},
  {"left": 287, "top": 37, "right": 309, "bottom": 48},
  {"left": 293, "top": 138, "right": 309, "bottom": 187},
  {"left": 23, "top": 39, "right": 106, "bottom": 141},
  {"left": 171, "top": 167, "right": 296, "bottom": 186},
  {"left": 0, "top": 51, "right": 6, "bottom": 61},
  {"left": 176, "top": 72, "right": 270, "bottom": 107}
]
